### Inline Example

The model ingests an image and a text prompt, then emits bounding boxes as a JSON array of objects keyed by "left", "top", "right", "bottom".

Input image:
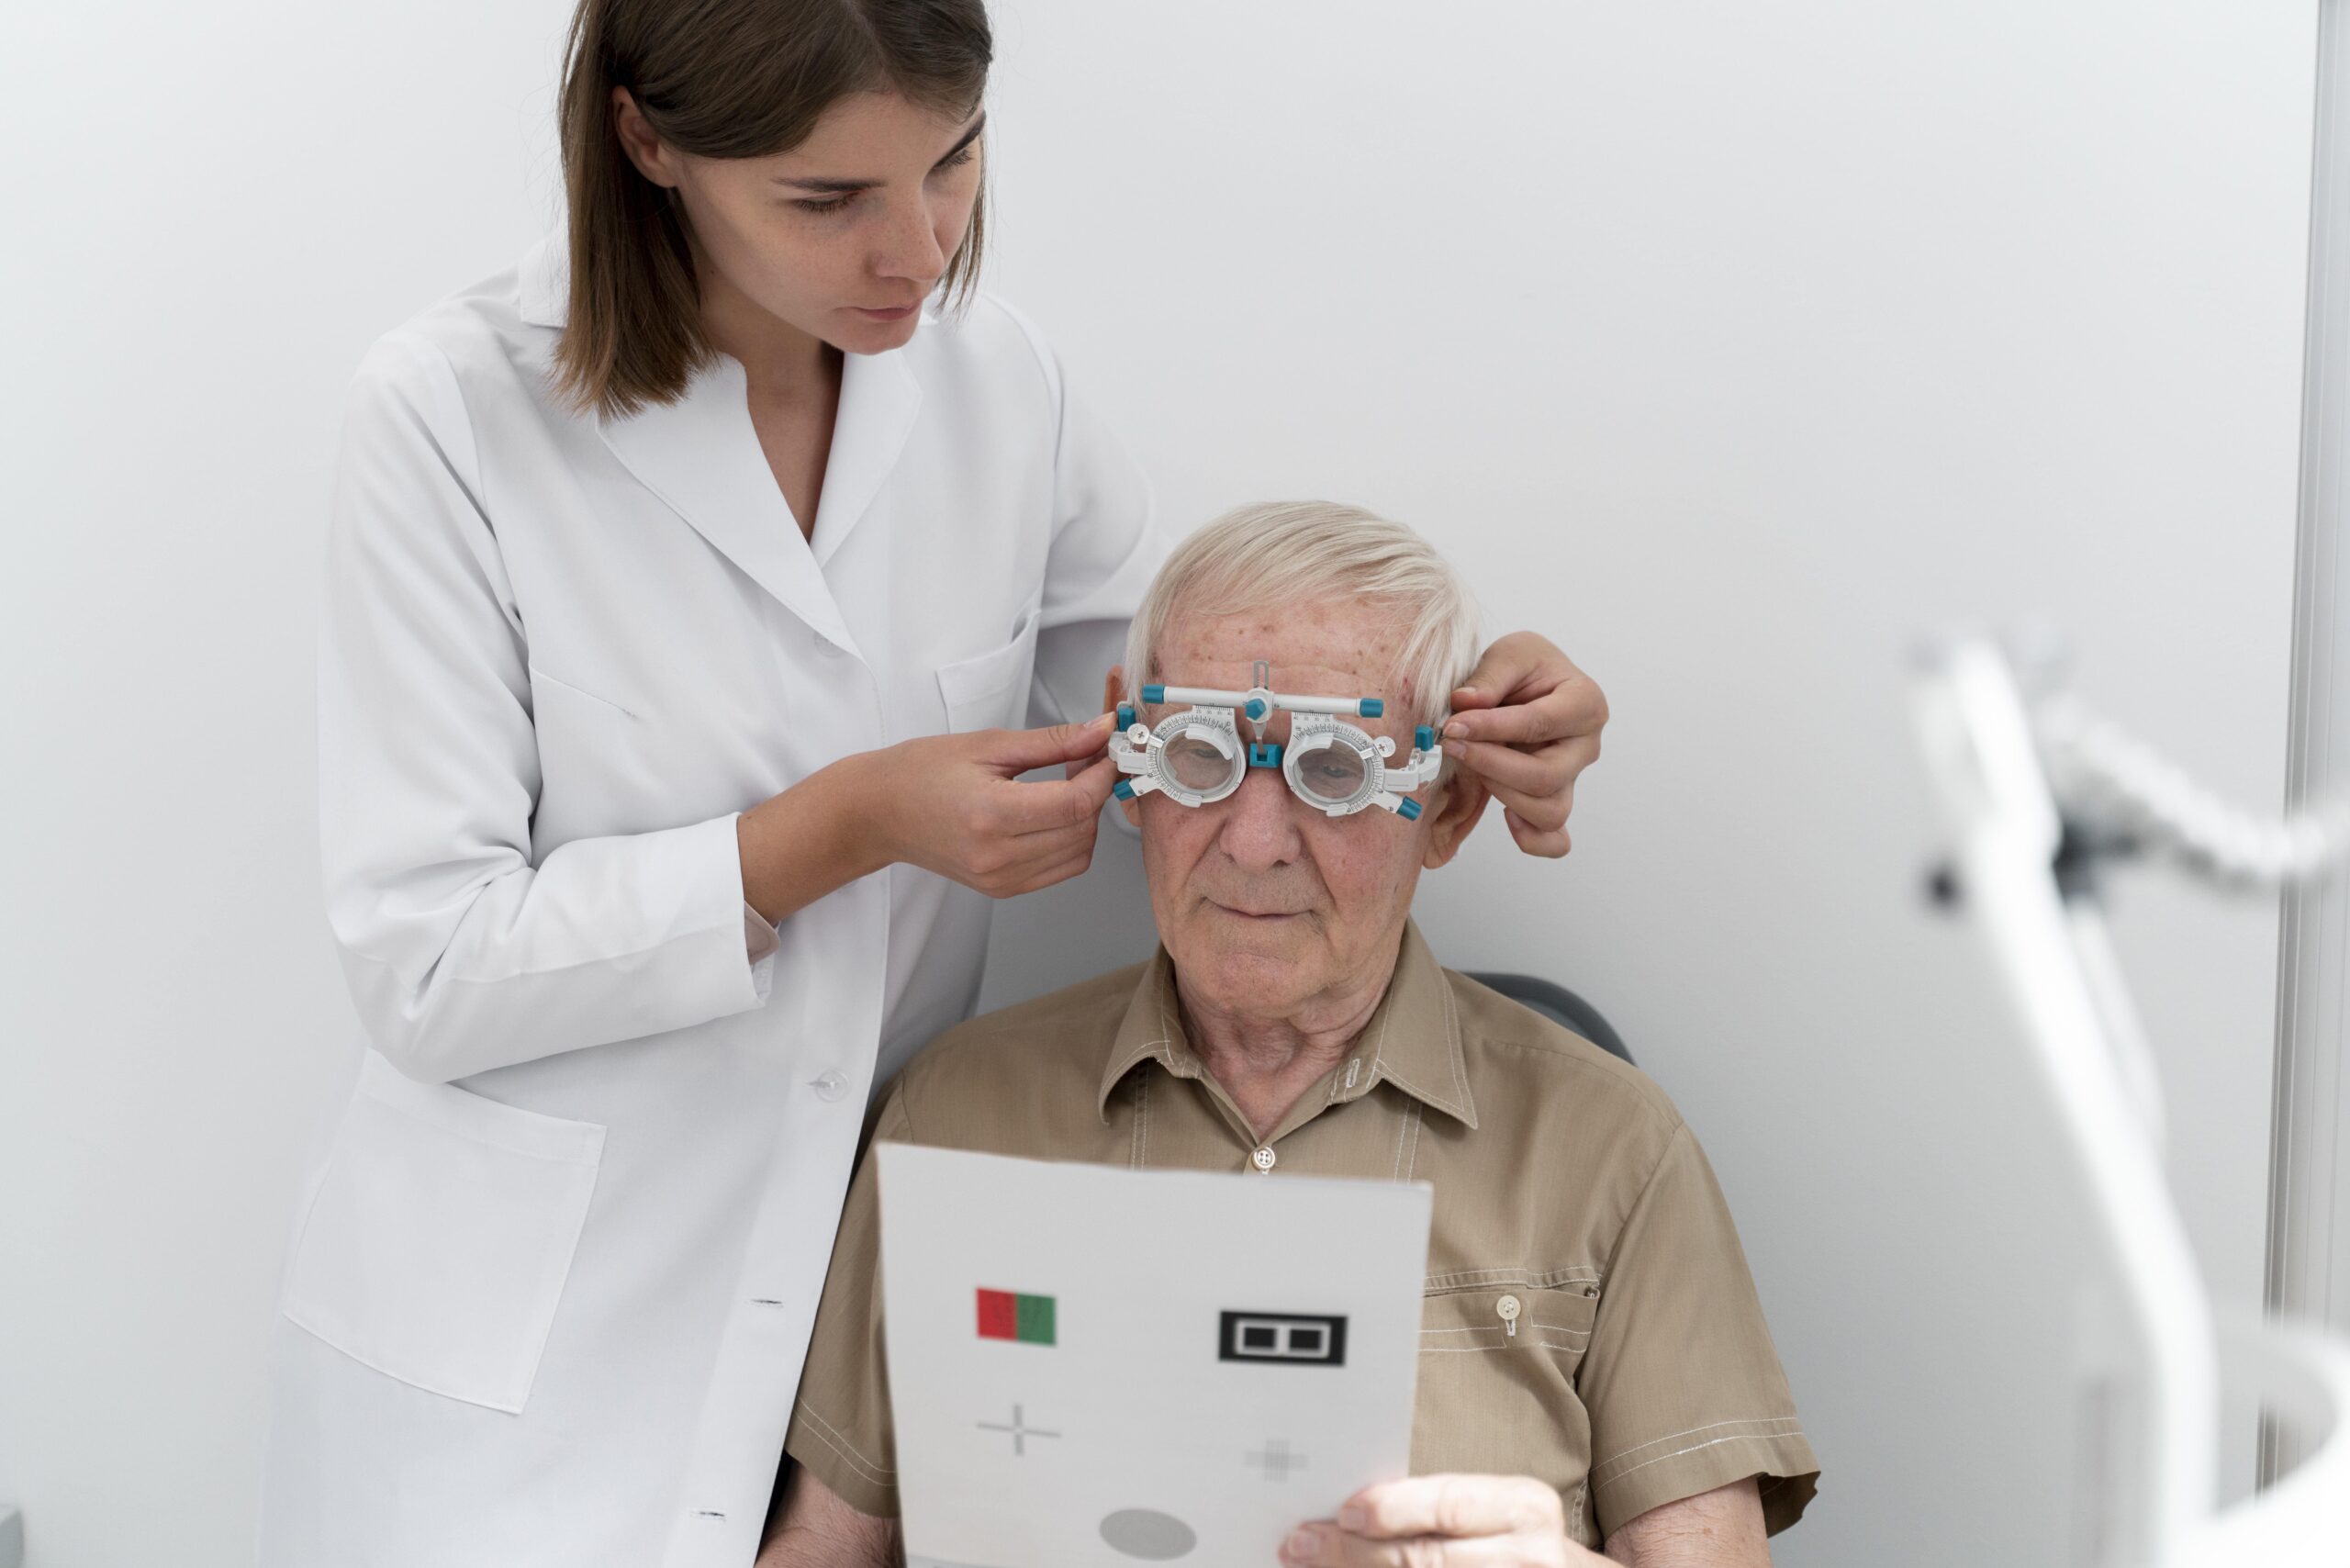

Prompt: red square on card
[{"left": 975, "top": 1288, "right": 1018, "bottom": 1340}]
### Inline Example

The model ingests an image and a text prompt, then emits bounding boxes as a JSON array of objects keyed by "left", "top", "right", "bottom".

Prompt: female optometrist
[{"left": 257, "top": 0, "right": 1607, "bottom": 1563}]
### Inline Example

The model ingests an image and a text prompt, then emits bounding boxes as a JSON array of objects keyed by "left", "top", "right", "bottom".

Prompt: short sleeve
[
  {"left": 1579, "top": 1122, "right": 1820, "bottom": 1539},
  {"left": 782, "top": 1089, "right": 912, "bottom": 1517}
]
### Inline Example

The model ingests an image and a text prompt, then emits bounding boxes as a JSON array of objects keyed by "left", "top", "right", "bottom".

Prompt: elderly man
[{"left": 761, "top": 502, "right": 1818, "bottom": 1566}]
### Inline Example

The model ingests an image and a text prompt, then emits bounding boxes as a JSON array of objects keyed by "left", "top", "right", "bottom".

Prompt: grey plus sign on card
[
  {"left": 975, "top": 1403, "right": 1059, "bottom": 1456},
  {"left": 1246, "top": 1439, "right": 1310, "bottom": 1481}
]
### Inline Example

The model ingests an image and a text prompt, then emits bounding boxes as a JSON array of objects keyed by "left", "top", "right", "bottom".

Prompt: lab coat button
[
  {"left": 1251, "top": 1146, "right": 1276, "bottom": 1172},
  {"left": 811, "top": 1071, "right": 849, "bottom": 1103}
]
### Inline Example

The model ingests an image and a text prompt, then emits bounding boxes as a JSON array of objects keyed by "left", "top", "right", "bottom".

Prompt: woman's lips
[{"left": 851, "top": 302, "right": 920, "bottom": 321}]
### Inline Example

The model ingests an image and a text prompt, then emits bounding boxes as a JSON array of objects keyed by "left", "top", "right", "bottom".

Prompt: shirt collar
[{"left": 1094, "top": 919, "right": 1479, "bottom": 1129}]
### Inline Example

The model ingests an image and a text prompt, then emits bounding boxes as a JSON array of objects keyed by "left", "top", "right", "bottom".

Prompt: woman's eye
[
  {"left": 934, "top": 144, "right": 978, "bottom": 174},
  {"left": 791, "top": 194, "right": 856, "bottom": 215}
]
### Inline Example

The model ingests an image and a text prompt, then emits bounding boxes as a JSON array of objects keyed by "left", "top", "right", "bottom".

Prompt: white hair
[{"left": 1122, "top": 500, "right": 1482, "bottom": 729}]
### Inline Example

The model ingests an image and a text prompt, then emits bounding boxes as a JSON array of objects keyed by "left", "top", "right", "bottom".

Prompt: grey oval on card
[{"left": 1098, "top": 1507, "right": 1197, "bottom": 1560}]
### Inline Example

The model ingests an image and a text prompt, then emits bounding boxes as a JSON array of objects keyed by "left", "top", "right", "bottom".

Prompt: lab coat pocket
[
  {"left": 280, "top": 1052, "right": 606, "bottom": 1415},
  {"left": 528, "top": 662, "right": 636, "bottom": 719},
  {"left": 934, "top": 607, "right": 1041, "bottom": 734}
]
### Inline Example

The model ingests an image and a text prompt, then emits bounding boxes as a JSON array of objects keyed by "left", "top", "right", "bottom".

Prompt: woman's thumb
[{"left": 988, "top": 711, "right": 1117, "bottom": 773}]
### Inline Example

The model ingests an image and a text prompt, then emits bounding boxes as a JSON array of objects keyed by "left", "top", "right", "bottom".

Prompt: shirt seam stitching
[
  {"left": 792, "top": 1403, "right": 897, "bottom": 1484},
  {"left": 1425, "top": 1264, "right": 1606, "bottom": 1291},
  {"left": 1592, "top": 1417, "right": 1807, "bottom": 1484},
  {"left": 1591, "top": 1425, "right": 1809, "bottom": 1493}
]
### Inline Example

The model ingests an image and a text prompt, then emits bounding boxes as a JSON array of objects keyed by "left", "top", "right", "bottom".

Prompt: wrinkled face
[
  {"left": 621, "top": 88, "right": 984, "bottom": 356},
  {"left": 1130, "top": 599, "right": 1476, "bottom": 1019}
]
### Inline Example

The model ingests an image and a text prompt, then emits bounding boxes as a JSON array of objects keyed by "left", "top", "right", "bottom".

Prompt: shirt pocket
[
  {"left": 1412, "top": 1280, "right": 1603, "bottom": 1497},
  {"left": 934, "top": 606, "right": 1041, "bottom": 734},
  {"left": 279, "top": 1052, "right": 606, "bottom": 1415}
]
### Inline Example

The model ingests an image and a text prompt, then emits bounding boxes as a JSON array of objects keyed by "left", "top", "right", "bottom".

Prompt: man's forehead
[{"left": 1156, "top": 603, "right": 1402, "bottom": 694}]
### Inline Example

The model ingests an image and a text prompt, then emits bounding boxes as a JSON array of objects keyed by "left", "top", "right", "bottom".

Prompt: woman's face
[{"left": 615, "top": 87, "right": 984, "bottom": 357}]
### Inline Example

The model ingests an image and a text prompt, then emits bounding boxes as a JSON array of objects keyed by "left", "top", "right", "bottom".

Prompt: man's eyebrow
[{"left": 771, "top": 113, "right": 987, "bottom": 194}]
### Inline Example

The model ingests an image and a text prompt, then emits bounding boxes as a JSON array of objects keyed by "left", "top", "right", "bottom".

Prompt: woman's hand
[
  {"left": 1446, "top": 633, "right": 1608, "bottom": 858},
  {"left": 1279, "top": 1474, "right": 1597, "bottom": 1567},
  {"left": 864, "top": 711, "right": 1120, "bottom": 897}
]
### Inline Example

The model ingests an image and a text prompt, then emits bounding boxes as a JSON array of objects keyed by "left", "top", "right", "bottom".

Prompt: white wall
[{"left": 0, "top": 3, "right": 2314, "bottom": 1565}]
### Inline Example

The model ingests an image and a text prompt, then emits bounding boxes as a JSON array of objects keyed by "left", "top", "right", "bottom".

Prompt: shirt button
[
  {"left": 811, "top": 1071, "right": 849, "bottom": 1103},
  {"left": 1495, "top": 1294, "right": 1522, "bottom": 1323},
  {"left": 1251, "top": 1146, "right": 1277, "bottom": 1172}
]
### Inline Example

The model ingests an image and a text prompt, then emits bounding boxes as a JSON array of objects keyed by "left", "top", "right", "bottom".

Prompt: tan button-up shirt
[{"left": 785, "top": 923, "right": 1819, "bottom": 1548}]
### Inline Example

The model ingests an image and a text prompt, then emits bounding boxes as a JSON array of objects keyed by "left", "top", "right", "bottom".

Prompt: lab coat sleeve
[
  {"left": 318, "top": 330, "right": 778, "bottom": 1085},
  {"left": 992, "top": 299, "right": 1169, "bottom": 731}
]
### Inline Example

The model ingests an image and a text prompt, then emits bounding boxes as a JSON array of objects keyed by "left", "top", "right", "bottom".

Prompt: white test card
[{"left": 878, "top": 1143, "right": 1433, "bottom": 1568}]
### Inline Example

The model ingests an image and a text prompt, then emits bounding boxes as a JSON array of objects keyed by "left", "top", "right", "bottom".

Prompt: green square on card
[{"left": 1014, "top": 1293, "right": 1056, "bottom": 1345}]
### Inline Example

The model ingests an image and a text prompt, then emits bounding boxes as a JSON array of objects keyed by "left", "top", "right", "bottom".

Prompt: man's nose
[{"left": 1214, "top": 767, "right": 1303, "bottom": 872}]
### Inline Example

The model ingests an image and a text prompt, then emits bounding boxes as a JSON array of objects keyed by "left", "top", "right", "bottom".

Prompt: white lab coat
[{"left": 257, "top": 233, "right": 1162, "bottom": 1567}]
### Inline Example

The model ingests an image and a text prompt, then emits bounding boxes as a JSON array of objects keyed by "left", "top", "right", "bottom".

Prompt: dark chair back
[{"left": 1464, "top": 972, "right": 1633, "bottom": 1067}]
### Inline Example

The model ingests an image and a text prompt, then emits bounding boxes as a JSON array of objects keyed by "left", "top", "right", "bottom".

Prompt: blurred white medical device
[{"left": 1911, "top": 639, "right": 2350, "bottom": 1567}]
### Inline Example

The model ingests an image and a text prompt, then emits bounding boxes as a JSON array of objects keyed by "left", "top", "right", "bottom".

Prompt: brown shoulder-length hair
[{"left": 552, "top": 0, "right": 991, "bottom": 420}]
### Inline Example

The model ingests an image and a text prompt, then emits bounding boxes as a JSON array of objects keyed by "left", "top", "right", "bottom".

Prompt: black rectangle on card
[{"left": 1218, "top": 1311, "right": 1348, "bottom": 1366}]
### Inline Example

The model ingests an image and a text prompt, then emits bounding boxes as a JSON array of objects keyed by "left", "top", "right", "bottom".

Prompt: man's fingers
[
  {"left": 1338, "top": 1475, "right": 1563, "bottom": 1541},
  {"left": 1281, "top": 1528, "right": 1558, "bottom": 1568}
]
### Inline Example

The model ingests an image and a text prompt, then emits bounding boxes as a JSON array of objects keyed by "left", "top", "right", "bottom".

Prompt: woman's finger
[
  {"left": 979, "top": 711, "right": 1116, "bottom": 775},
  {"left": 1446, "top": 735, "right": 1584, "bottom": 800},
  {"left": 1503, "top": 806, "right": 1572, "bottom": 859},
  {"left": 1444, "top": 678, "right": 1606, "bottom": 750},
  {"left": 1453, "top": 632, "right": 1574, "bottom": 714},
  {"left": 997, "top": 756, "right": 1119, "bottom": 834},
  {"left": 1016, "top": 847, "right": 1099, "bottom": 894},
  {"left": 1472, "top": 771, "right": 1572, "bottom": 834}
]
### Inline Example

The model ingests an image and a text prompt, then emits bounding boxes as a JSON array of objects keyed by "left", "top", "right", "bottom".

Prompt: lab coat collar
[
  {"left": 591, "top": 349, "right": 920, "bottom": 654},
  {"left": 1095, "top": 920, "right": 1480, "bottom": 1129},
  {"left": 527, "top": 211, "right": 926, "bottom": 650}
]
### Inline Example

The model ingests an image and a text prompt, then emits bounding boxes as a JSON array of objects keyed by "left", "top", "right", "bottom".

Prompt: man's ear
[{"left": 1420, "top": 770, "right": 1493, "bottom": 870}]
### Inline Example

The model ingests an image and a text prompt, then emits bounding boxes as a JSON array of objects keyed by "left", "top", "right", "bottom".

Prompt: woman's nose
[{"left": 873, "top": 194, "right": 947, "bottom": 286}]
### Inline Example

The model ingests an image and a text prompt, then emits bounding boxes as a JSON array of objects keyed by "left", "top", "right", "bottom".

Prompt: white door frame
[{"left": 2267, "top": 0, "right": 2350, "bottom": 1484}]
